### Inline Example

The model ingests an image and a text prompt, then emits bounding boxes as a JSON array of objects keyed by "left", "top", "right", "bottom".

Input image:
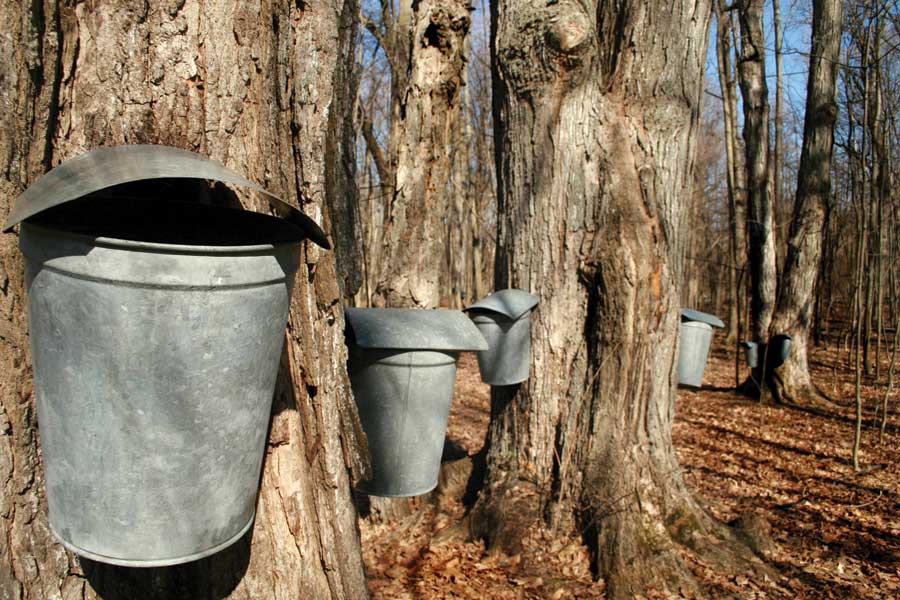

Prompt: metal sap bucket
[
  {"left": 742, "top": 334, "right": 792, "bottom": 370},
  {"left": 3, "top": 146, "right": 329, "bottom": 567},
  {"left": 742, "top": 341, "right": 760, "bottom": 368},
  {"left": 463, "top": 289, "right": 539, "bottom": 385},
  {"left": 345, "top": 308, "right": 487, "bottom": 497},
  {"left": 677, "top": 308, "right": 725, "bottom": 387}
]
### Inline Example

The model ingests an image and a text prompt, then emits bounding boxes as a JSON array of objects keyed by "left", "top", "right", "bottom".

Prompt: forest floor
[{"left": 358, "top": 342, "right": 900, "bottom": 599}]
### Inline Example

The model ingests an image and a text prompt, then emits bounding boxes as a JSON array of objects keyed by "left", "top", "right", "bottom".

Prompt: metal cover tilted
[
  {"left": 463, "top": 289, "right": 539, "bottom": 320},
  {"left": 2, "top": 145, "right": 330, "bottom": 249},
  {"left": 345, "top": 308, "right": 488, "bottom": 352},
  {"left": 680, "top": 308, "right": 725, "bottom": 329}
]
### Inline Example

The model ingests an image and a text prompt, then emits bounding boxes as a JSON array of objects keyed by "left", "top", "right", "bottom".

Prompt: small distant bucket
[
  {"left": 3, "top": 145, "right": 329, "bottom": 567},
  {"left": 742, "top": 341, "right": 760, "bottom": 368},
  {"left": 345, "top": 308, "right": 487, "bottom": 497},
  {"left": 677, "top": 308, "right": 725, "bottom": 387},
  {"left": 742, "top": 334, "right": 792, "bottom": 370},
  {"left": 463, "top": 289, "right": 539, "bottom": 386}
]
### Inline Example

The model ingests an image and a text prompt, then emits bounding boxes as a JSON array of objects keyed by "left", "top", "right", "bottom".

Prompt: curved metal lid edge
[
  {"left": 680, "top": 308, "right": 725, "bottom": 329},
  {"left": 463, "top": 289, "right": 539, "bottom": 320},
  {"left": 2, "top": 145, "right": 330, "bottom": 249},
  {"left": 345, "top": 307, "right": 488, "bottom": 352}
]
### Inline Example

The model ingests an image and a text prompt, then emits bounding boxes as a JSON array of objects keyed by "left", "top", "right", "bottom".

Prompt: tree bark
[
  {"left": 472, "top": 1, "right": 763, "bottom": 598},
  {"left": 714, "top": 1, "right": 748, "bottom": 351},
  {"left": 0, "top": 2, "right": 369, "bottom": 599},
  {"left": 768, "top": 0, "right": 843, "bottom": 406},
  {"left": 371, "top": 0, "right": 471, "bottom": 308},
  {"left": 736, "top": 0, "right": 778, "bottom": 345},
  {"left": 773, "top": 0, "right": 785, "bottom": 267}
]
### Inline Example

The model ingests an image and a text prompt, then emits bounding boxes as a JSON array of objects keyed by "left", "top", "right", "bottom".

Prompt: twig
[
  {"left": 771, "top": 488, "right": 809, "bottom": 511},
  {"left": 849, "top": 489, "right": 883, "bottom": 508}
]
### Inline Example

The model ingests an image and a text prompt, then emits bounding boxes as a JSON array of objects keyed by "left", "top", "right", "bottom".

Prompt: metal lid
[
  {"left": 2, "top": 145, "right": 330, "bottom": 249},
  {"left": 680, "top": 308, "right": 725, "bottom": 328},
  {"left": 463, "top": 289, "right": 539, "bottom": 320},
  {"left": 345, "top": 308, "right": 488, "bottom": 351}
]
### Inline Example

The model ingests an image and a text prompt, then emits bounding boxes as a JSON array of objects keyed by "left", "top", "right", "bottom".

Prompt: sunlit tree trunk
[
  {"left": 768, "top": 0, "right": 843, "bottom": 407},
  {"left": 715, "top": 1, "right": 748, "bottom": 374},
  {"left": 368, "top": 0, "right": 471, "bottom": 308},
  {"left": 473, "top": 1, "right": 761, "bottom": 598},
  {"left": 773, "top": 0, "right": 786, "bottom": 266},
  {"left": 736, "top": 0, "right": 777, "bottom": 347},
  {"left": 0, "top": 2, "right": 369, "bottom": 598}
]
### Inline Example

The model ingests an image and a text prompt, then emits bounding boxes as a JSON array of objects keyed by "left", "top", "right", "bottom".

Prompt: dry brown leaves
[
  {"left": 675, "top": 343, "right": 900, "bottom": 599},
  {"left": 360, "top": 346, "right": 900, "bottom": 599}
]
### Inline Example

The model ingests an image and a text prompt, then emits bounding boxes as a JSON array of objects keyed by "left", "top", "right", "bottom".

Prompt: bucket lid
[
  {"left": 680, "top": 308, "right": 725, "bottom": 329},
  {"left": 345, "top": 308, "right": 488, "bottom": 351},
  {"left": 2, "top": 145, "right": 330, "bottom": 249},
  {"left": 463, "top": 289, "right": 539, "bottom": 320}
]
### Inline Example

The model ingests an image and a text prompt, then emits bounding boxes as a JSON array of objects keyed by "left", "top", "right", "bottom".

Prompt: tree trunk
[
  {"left": 767, "top": 0, "right": 843, "bottom": 407},
  {"left": 736, "top": 0, "right": 777, "bottom": 345},
  {"left": 773, "top": 0, "right": 785, "bottom": 267},
  {"left": 372, "top": 0, "right": 471, "bottom": 308},
  {"left": 869, "top": 22, "right": 886, "bottom": 381},
  {"left": 714, "top": 1, "right": 748, "bottom": 354},
  {"left": 472, "top": 2, "right": 762, "bottom": 598},
  {"left": 0, "top": 2, "right": 369, "bottom": 599}
]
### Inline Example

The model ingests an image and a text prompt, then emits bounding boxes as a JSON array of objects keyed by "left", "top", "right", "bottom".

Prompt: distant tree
[
  {"left": 0, "top": 2, "right": 369, "bottom": 598},
  {"left": 736, "top": 0, "right": 778, "bottom": 356},
  {"left": 472, "top": 1, "right": 761, "bottom": 597},
  {"left": 768, "top": 0, "right": 843, "bottom": 408},
  {"left": 714, "top": 0, "right": 749, "bottom": 371},
  {"left": 360, "top": 0, "right": 472, "bottom": 308}
]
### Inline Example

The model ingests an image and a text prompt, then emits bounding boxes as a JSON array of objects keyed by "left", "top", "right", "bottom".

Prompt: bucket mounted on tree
[
  {"left": 677, "top": 308, "right": 725, "bottom": 387},
  {"left": 3, "top": 145, "right": 329, "bottom": 567},
  {"left": 463, "top": 289, "right": 538, "bottom": 386},
  {"left": 344, "top": 308, "right": 486, "bottom": 497}
]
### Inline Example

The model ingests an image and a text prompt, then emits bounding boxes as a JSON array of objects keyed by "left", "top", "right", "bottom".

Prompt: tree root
[
  {"left": 467, "top": 477, "right": 544, "bottom": 556},
  {"left": 469, "top": 476, "right": 778, "bottom": 600},
  {"left": 736, "top": 371, "right": 841, "bottom": 413}
]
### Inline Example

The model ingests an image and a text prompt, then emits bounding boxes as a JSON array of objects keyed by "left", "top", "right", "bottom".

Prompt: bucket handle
[{"left": 2, "top": 145, "right": 330, "bottom": 249}]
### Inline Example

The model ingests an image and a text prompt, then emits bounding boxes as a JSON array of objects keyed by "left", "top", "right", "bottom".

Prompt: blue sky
[{"left": 705, "top": 1, "right": 813, "bottom": 140}]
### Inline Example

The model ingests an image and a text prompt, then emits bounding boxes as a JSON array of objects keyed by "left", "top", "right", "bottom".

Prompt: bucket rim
[
  {"left": 21, "top": 214, "right": 304, "bottom": 256},
  {"left": 469, "top": 311, "right": 528, "bottom": 324},
  {"left": 463, "top": 288, "right": 538, "bottom": 320},
  {"left": 48, "top": 510, "right": 255, "bottom": 568}
]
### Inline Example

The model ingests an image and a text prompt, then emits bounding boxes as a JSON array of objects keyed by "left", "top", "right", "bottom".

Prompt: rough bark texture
[
  {"left": 736, "top": 0, "right": 777, "bottom": 343},
  {"left": 773, "top": 0, "right": 784, "bottom": 252},
  {"left": 714, "top": 2, "right": 748, "bottom": 349},
  {"left": 372, "top": 0, "right": 471, "bottom": 308},
  {"left": 0, "top": 2, "right": 369, "bottom": 599},
  {"left": 769, "top": 0, "right": 843, "bottom": 406},
  {"left": 472, "top": 1, "right": 764, "bottom": 598}
]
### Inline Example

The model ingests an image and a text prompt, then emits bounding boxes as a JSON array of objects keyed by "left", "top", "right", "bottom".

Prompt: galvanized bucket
[
  {"left": 768, "top": 334, "right": 793, "bottom": 368},
  {"left": 677, "top": 308, "right": 725, "bottom": 387},
  {"left": 742, "top": 341, "right": 760, "bottom": 368},
  {"left": 345, "top": 308, "right": 487, "bottom": 497},
  {"left": 3, "top": 146, "right": 329, "bottom": 567},
  {"left": 742, "top": 335, "right": 792, "bottom": 370},
  {"left": 463, "top": 289, "right": 539, "bottom": 386}
]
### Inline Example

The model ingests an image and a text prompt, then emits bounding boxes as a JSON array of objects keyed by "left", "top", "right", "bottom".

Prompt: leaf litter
[{"left": 360, "top": 346, "right": 900, "bottom": 598}]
